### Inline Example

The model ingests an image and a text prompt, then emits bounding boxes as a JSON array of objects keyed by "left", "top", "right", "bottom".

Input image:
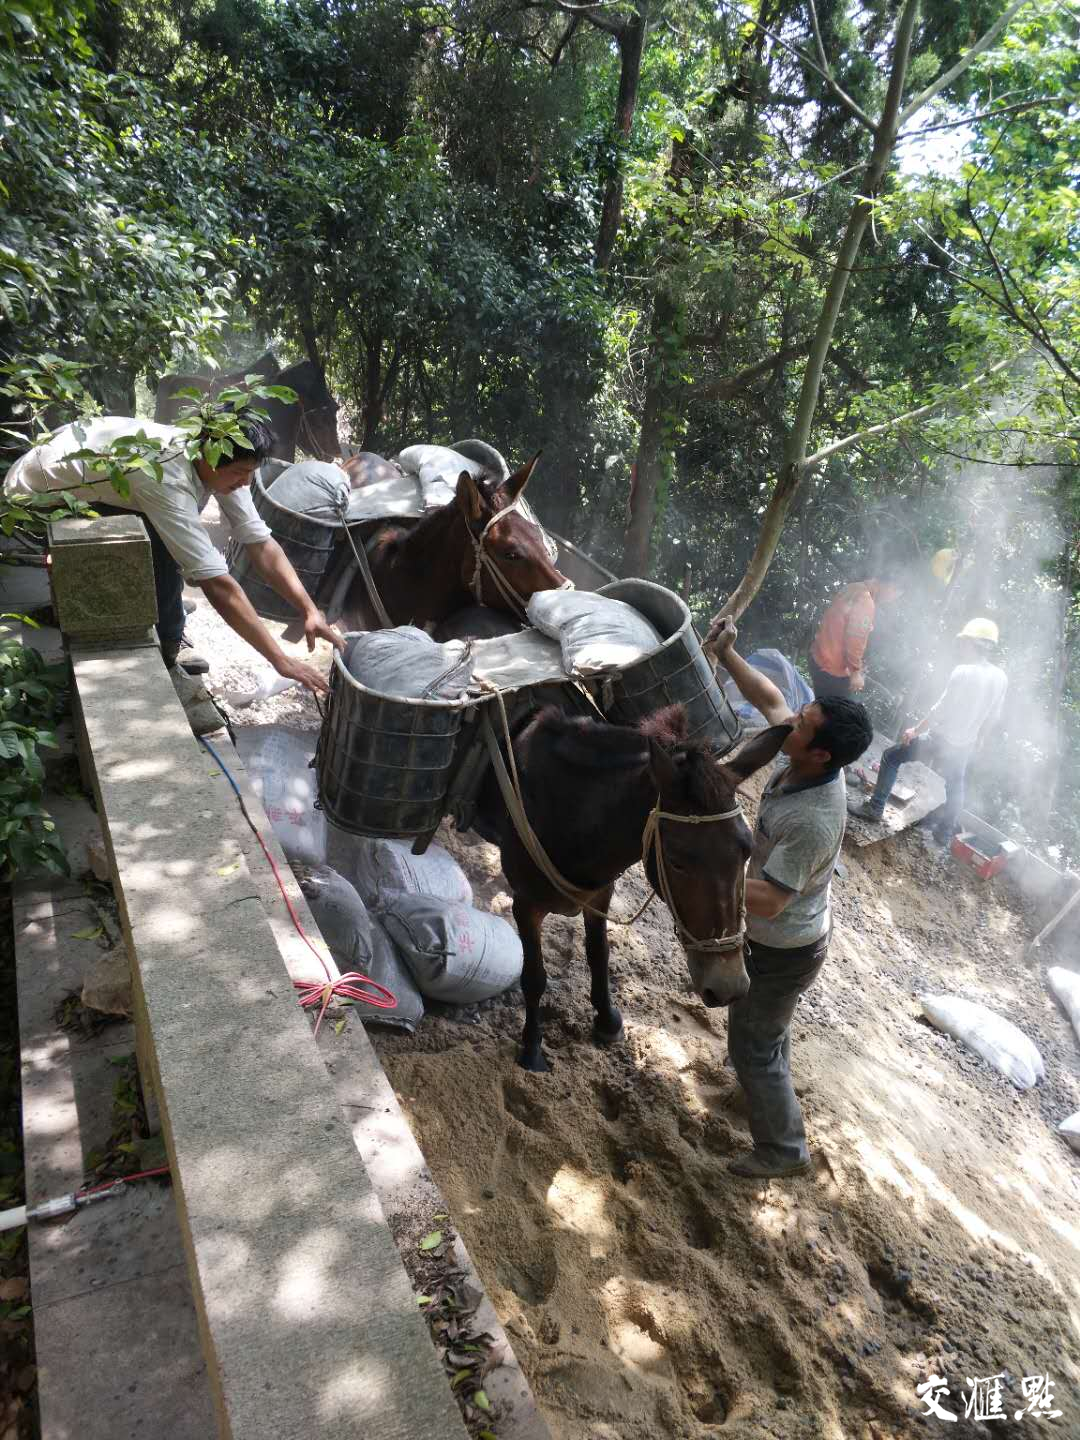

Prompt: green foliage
[{"left": 0, "top": 626, "right": 69, "bottom": 881}]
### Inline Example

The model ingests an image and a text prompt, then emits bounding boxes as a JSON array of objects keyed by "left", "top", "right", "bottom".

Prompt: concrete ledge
[{"left": 72, "top": 645, "right": 468, "bottom": 1440}]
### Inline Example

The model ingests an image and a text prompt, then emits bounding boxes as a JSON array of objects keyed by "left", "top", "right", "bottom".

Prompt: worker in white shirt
[
  {"left": 4, "top": 414, "right": 342, "bottom": 695},
  {"left": 850, "top": 618, "right": 1008, "bottom": 843}
]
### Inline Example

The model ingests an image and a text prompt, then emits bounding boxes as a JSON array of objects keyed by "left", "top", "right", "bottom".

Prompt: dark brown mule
[
  {"left": 154, "top": 357, "right": 341, "bottom": 462},
  {"left": 342, "top": 457, "right": 569, "bottom": 630},
  {"left": 477, "top": 704, "right": 791, "bottom": 1071}
]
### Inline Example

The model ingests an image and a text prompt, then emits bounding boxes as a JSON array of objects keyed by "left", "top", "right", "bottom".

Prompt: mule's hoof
[
  {"left": 592, "top": 1011, "right": 624, "bottom": 1048},
  {"left": 518, "top": 1047, "right": 552, "bottom": 1074}
]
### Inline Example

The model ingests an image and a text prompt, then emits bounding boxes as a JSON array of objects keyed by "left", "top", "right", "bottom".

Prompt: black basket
[
  {"left": 227, "top": 466, "right": 344, "bottom": 621},
  {"left": 596, "top": 579, "right": 742, "bottom": 756},
  {"left": 315, "top": 644, "right": 477, "bottom": 839}
]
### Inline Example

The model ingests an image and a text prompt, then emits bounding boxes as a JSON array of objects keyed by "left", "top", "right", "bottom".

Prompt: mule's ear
[
  {"left": 719, "top": 723, "right": 791, "bottom": 786},
  {"left": 503, "top": 450, "right": 542, "bottom": 502},
  {"left": 647, "top": 737, "right": 682, "bottom": 800},
  {"left": 456, "top": 469, "right": 486, "bottom": 525}
]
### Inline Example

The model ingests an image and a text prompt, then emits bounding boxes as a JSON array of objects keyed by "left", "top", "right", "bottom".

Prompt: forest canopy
[{"left": 1, "top": 0, "right": 1078, "bottom": 854}]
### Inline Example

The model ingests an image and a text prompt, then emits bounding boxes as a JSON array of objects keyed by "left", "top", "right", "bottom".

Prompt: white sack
[
  {"left": 222, "top": 668, "right": 298, "bottom": 709},
  {"left": 1046, "top": 966, "right": 1080, "bottom": 1049},
  {"left": 344, "top": 627, "right": 474, "bottom": 701},
  {"left": 299, "top": 866, "right": 424, "bottom": 1031},
  {"left": 329, "top": 832, "right": 473, "bottom": 909},
  {"left": 267, "top": 459, "right": 351, "bottom": 518},
  {"left": 919, "top": 994, "right": 1045, "bottom": 1090},
  {"left": 1058, "top": 1112, "right": 1080, "bottom": 1155},
  {"left": 527, "top": 590, "right": 663, "bottom": 675},
  {"left": 232, "top": 725, "right": 325, "bottom": 865},
  {"left": 381, "top": 894, "right": 522, "bottom": 1003}
]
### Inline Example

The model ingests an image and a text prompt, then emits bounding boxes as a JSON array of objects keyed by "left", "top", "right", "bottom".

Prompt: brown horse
[
  {"left": 154, "top": 356, "right": 340, "bottom": 462},
  {"left": 341, "top": 456, "right": 569, "bottom": 629},
  {"left": 476, "top": 703, "right": 791, "bottom": 1071}
]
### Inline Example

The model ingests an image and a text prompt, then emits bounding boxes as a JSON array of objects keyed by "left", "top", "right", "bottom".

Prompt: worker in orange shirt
[{"left": 809, "top": 574, "right": 902, "bottom": 698}]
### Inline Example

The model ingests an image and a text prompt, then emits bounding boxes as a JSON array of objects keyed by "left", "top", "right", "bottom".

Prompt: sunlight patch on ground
[{"left": 546, "top": 1165, "right": 614, "bottom": 1254}]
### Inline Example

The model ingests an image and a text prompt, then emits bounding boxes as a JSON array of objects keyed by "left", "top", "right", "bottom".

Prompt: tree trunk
[
  {"left": 623, "top": 289, "right": 679, "bottom": 575},
  {"left": 362, "top": 332, "right": 384, "bottom": 449},
  {"left": 595, "top": 6, "right": 646, "bottom": 271},
  {"left": 719, "top": 0, "right": 922, "bottom": 621}
]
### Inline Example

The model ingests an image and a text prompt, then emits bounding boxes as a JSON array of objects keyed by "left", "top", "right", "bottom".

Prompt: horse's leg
[
  {"left": 513, "top": 896, "right": 551, "bottom": 1073},
  {"left": 584, "top": 886, "right": 623, "bottom": 1047}
]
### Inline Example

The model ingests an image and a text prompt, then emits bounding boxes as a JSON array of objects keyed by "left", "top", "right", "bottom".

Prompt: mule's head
[
  {"left": 641, "top": 709, "right": 792, "bottom": 1008},
  {"left": 281, "top": 360, "right": 341, "bottom": 461},
  {"left": 455, "top": 453, "right": 569, "bottom": 614}
]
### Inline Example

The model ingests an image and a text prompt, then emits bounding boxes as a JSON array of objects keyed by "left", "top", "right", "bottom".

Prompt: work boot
[
  {"left": 848, "top": 799, "right": 886, "bottom": 823},
  {"left": 176, "top": 647, "right": 210, "bottom": 676},
  {"left": 167, "top": 666, "right": 229, "bottom": 737},
  {"left": 728, "top": 1151, "right": 812, "bottom": 1180}
]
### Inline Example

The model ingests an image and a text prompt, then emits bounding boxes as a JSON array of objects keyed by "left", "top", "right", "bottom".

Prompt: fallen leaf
[
  {"left": 450, "top": 1368, "right": 471, "bottom": 1390},
  {"left": 473, "top": 1389, "right": 491, "bottom": 1412},
  {"left": 416, "top": 1294, "right": 433, "bottom": 1306},
  {"left": 479, "top": 1431, "right": 497, "bottom": 1440},
  {"left": 0, "top": 1278, "right": 26, "bottom": 1302},
  {"left": 70, "top": 926, "right": 103, "bottom": 941},
  {"left": 334, "top": 1017, "right": 346, "bottom": 1036},
  {"left": 216, "top": 861, "right": 240, "bottom": 877},
  {"left": 419, "top": 1230, "right": 443, "bottom": 1251}
]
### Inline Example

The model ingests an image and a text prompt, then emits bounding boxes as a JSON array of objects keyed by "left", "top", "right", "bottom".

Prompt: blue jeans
[
  {"left": 96, "top": 502, "right": 186, "bottom": 666},
  {"left": 871, "top": 733, "right": 971, "bottom": 837},
  {"left": 727, "top": 931, "right": 829, "bottom": 1165}
]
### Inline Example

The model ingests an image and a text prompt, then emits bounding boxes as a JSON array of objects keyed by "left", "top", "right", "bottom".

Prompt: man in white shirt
[
  {"left": 850, "top": 618, "right": 1008, "bottom": 843},
  {"left": 4, "top": 415, "right": 341, "bottom": 692}
]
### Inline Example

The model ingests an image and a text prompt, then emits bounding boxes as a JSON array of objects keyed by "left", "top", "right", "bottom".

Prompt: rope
[
  {"left": 480, "top": 685, "right": 745, "bottom": 947},
  {"left": 467, "top": 493, "right": 572, "bottom": 614},
  {"left": 336, "top": 499, "right": 395, "bottom": 629},
  {"left": 199, "top": 736, "right": 397, "bottom": 1035}
]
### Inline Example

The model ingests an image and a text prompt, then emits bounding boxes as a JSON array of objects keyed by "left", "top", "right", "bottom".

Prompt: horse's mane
[{"left": 639, "top": 704, "right": 733, "bottom": 812}]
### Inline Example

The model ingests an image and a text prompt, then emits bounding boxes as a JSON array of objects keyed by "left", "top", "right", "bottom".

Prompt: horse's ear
[
  {"left": 456, "top": 469, "right": 486, "bottom": 525},
  {"left": 719, "top": 724, "right": 791, "bottom": 786},
  {"left": 503, "top": 451, "right": 542, "bottom": 502},
  {"left": 647, "top": 736, "right": 682, "bottom": 801}
]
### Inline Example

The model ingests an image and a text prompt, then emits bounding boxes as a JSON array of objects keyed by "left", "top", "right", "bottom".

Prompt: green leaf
[
  {"left": 71, "top": 925, "right": 104, "bottom": 940},
  {"left": 419, "top": 1230, "right": 443, "bottom": 1250},
  {"left": 473, "top": 1390, "right": 491, "bottom": 1412}
]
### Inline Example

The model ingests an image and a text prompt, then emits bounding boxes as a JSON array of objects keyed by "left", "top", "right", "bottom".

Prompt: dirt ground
[{"left": 186, "top": 554, "right": 1080, "bottom": 1440}]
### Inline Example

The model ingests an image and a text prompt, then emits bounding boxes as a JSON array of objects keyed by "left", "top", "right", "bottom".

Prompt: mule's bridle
[
  {"left": 641, "top": 802, "right": 747, "bottom": 953},
  {"left": 481, "top": 685, "right": 747, "bottom": 952},
  {"left": 467, "top": 495, "right": 570, "bottom": 615}
]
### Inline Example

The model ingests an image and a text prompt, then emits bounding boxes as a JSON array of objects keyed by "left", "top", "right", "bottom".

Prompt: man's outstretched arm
[{"left": 703, "top": 618, "right": 792, "bottom": 728}]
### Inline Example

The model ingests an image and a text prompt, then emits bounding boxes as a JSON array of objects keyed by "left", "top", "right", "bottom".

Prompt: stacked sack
[{"left": 305, "top": 832, "right": 523, "bottom": 1030}]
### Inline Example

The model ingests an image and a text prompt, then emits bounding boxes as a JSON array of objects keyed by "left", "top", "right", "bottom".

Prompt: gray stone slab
[
  {"left": 844, "top": 729, "right": 947, "bottom": 846},
  {"left": 218, "top": 737, "right": 552, "bottom": 1440},
  {"left": 72, "top": 646, "right": 468, "bottom": 1440},
  {"left": 13, "top": 892, "right": 127, "bottom": 1055},
  {"left": 35, "top": 1266, "right": 214, "bottom": 1440},
  {"left": 21, "top": 1036, "right": 133, "bottom": 1206}
]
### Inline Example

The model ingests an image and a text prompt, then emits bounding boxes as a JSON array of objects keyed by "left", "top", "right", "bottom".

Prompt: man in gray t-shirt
[{"left": 705, "top": 618, "right": 873, "bottom": 1180}]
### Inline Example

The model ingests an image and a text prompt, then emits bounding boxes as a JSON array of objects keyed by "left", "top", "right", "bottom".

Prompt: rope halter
[
  {"left": 641, "top": 801, "right": 747, "bottom": 953},
  {"left": 468, "top": 492, "right": 570, "bottom": 614}
]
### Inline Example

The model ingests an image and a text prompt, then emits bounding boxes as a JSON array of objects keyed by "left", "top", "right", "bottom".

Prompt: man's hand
[
  {"left": 704, "top": 615, "right": 737, "bottom": 661},
  {"left": 304, "top": 608, "right": 344, "bottom": 653},
  {"left": 275, "top": 655, "right": 330, "bottom": 695},
  {"left": 850, "top": 669, "right": 866, "bottom": 692},
  {"left": 902, "top": 726, "right": 919, "bottom": 746}
]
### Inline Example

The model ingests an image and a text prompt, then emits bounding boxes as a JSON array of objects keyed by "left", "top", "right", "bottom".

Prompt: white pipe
[{"left": 0, "top": 1204, "right": 27, "bottom": 1232}]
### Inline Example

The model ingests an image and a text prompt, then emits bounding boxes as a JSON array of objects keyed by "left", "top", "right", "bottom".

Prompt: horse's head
[
  {"left": 641, "top": 710, "right": 792, "bottom": 1008},
  {"left": 280, "top": 360, "right": 341, "bottom": 461},
  {"left": 454, "top": 454, "right": 569, "bottom": 615}
]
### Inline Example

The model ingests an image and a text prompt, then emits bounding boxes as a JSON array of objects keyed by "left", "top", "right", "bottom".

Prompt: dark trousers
[
  {"left": 96, "top": 503, "right": 185, "bottom": 667},
  {"left": 809, "top": 656, "right": 851, "bottom": 698},
  {"left": 872, "top": 733, "right": 971, "bottom": 838},
  {"left": 727, "top": 931, "right": 829, "bottom": 1165}
]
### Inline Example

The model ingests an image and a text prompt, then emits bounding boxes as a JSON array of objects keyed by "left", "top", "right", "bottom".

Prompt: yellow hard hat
[
  {"left": 931, "top": 548, "right": 958, "bottom": 584},
  {"left": 957, "top": 617, "right": 999, "bottom": 644}
]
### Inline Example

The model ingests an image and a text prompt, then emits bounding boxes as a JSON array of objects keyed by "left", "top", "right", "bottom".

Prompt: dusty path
[{"left": 186, "top": 549, "right": 1080, "bottom": 1439}]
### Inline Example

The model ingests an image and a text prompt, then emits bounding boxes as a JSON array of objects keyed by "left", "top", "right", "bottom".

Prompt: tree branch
[
  {"left": 801, "top": 355, "right": 1015, "bottom": 469},
  {"left": 712, "top": 0, "right": 876, "bottom": 133},
  {"left": 897, "top": 0, "right": 1035, "bottom": 128},
  {"left": 693, "top": 341, "right": 811, "bottom": 401}
]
